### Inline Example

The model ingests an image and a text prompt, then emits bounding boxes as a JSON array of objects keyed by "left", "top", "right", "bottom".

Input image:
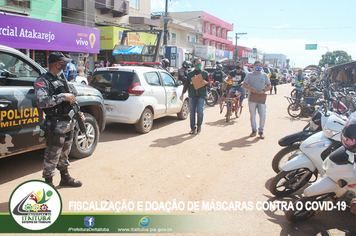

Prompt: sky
[{"left": 151, "top": 0, "right": 356, "bottom": 68}]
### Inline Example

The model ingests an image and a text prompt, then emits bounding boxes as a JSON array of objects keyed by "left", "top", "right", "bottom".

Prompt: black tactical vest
[{"left": 42, "top": 73, "right": 72, "bottom": 117}]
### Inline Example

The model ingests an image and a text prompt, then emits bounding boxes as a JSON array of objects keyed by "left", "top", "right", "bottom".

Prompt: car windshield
[{"left": 280, "top": 69, "right": 288, "bottom": 73}]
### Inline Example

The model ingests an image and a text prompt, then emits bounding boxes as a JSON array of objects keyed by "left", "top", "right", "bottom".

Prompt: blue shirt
[{"left": 64, "top": 62, "right": 77, "bottom": 82}]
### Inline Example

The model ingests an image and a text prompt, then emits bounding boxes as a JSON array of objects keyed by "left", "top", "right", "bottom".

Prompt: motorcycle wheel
[
  {"left": 287, "top": 103, "right": 302, "bottom": 117},
  {"left": 205, "top": 90, "right": 218, "bottom": 107},
  {"left": 272, "top": 144, "right": 301, "bottom": 173},
  {"left": 226, "top": 103, "right": 231, "bottom": 122},
  {"left": 269, "top": 168, "right": 313, "bottom": 197},
  {"left": 285, "top": 194, "right": 332, "bottom": 222}
]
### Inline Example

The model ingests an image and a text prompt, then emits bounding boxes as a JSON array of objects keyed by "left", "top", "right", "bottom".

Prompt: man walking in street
[
  {"left": 269, "top": 69, "right": 278, "bottom": 94},
  {"left": 34, "top": 52, "right": 84, "bottom": 187},
  {"left": 180, "top": 58, "right": 208, "bottom": 134},
  {"left": 243, "top": 61, "right": 271, "bottom": 139}
]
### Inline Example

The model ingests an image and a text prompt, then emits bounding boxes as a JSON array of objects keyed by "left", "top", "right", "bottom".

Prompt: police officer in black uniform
[
  {"left": 177, "top": 60, "right": 192, "bottom": 84},
  {"left": 161, "top": 58, "right": 170, "bottom": 72},
  {"left": 34, "top": 52, "right": 84, "bottom": 187},
  {"left": 212, "top": 64, "right": 226, "bottom": 83}
]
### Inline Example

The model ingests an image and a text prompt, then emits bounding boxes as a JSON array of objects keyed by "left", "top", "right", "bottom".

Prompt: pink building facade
[{"left": 169, "top": 11, "right": 234, "bottom": 51}]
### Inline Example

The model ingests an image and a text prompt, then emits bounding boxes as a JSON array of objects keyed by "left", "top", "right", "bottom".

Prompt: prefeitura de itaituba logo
[{"left": 9, "top": 180, "right": 62, "bottom": 230}]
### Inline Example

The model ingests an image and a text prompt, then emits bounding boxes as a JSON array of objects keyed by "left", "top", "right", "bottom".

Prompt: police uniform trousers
[{"left": 43, "top": 120, "right": 75, "bottom": 178}]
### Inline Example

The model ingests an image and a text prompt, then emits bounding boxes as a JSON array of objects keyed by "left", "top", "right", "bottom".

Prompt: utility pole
[
  {"left": 234, "top": 32, "right": 247, "bottom": 64},
  {"left": 163, "top": 0, "right": 169, "bottom": 46}
]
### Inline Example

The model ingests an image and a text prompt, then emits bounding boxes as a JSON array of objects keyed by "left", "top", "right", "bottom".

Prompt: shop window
[
  {"left": 198, "top": 23, "right": 203, "bottom": 33},
  {"left": 6, "top": 0, "right": 30, "bottom": 8},
  {"left": 130, "top": 0, "right": 139, "bottom": 10},
  {"left": 171, "top": 33, "right": 176, "bottom": 43}
]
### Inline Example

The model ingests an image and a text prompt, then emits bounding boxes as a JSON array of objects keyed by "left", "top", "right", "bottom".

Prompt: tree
[{"left": 319, "top": 50, "right": 352, "bottom": 67}]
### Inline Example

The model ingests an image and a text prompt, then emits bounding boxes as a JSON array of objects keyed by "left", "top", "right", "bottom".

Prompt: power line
[{"left": 234, "top": 25, "right": 356, "bottom": 30}]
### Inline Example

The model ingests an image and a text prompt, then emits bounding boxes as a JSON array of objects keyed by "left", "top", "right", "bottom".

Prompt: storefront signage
[
  {"left": 194, "top": 45, "right": 215, "bottom": 61},
  {"left": 98, "top": 26, "right": 157, "bottom": 50},
  {"left": 215, "top": 49, "right": 233, "bottom": 59},
  {"left": 0, "top": 14, "right": 100, "bottom": 53}
]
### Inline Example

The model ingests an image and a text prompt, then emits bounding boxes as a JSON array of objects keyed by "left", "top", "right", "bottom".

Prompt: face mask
[
  {"left": 254, "top": 66, "right": 262, "bottom": 72},
  {"left": 59, "top": 62, "right": 67, "bottom": 71},
  {"left": 236, "top": 66, "right": 241, "bottom": 70},
  {"left": 195, "top": 64, "right": 202, "bottom": 70}
]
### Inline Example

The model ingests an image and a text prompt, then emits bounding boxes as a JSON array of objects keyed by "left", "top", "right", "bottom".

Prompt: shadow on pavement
[
  {"left": 0, "top": 149, "right": 80, "bottom": 186},
  {"left": 99, "top": 116, "right": 184, "bottom": 143},
  {"left": 205, "top": 118, "right": 241, "bottom": 127},
  {"left": 261, "top": 194, "right": 356, "bottom": 236},
  {"left": 218, "top": 136, "right": 260, "bottom": 151},
  {"left": 150, "top": 133, "right": 196, "bottom": 148}
]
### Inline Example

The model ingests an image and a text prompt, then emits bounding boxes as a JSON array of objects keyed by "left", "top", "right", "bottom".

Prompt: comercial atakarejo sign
[{"left": 0, "top": 14, "right": 100, "bottom": 53}]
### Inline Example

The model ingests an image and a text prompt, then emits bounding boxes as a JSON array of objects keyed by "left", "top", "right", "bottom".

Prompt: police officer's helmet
[
  {"left": 216, "top": 64, "right": 223, "bottom": 71},
  {"left": 182, "top": 61, "right": 192, "bottom": 69},
  {"left": 161, "top": 58, "right": 169, "bottom": 68},
  {"left": 216, "top": 61, "right": 221, "bottom": 65}
]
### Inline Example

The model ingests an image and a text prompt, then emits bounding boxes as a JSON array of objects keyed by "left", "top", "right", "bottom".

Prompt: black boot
[
  {"left": 59, "top": 169, "right": 82, "bottom": 187},
  {"left": 45, "top": 177, "right": 54, "bottom": 187}
]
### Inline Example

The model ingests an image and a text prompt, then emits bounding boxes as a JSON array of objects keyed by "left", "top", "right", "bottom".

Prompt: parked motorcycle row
[
  {"left": 287, "top": 78, "right": 355, "bottom": 118},
  {"left": 269, "top": 82, "right": 356, "bottom": 222}
]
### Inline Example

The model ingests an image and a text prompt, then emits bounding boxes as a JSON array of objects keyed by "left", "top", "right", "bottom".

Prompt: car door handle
[{"left": 0, "top": 99, "right": 12, "bottom": 108}]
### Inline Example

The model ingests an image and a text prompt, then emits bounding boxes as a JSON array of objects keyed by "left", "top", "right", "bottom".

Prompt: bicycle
[
  {"left": 285, "top": 96, "right": 321, "bottom": 118},
  {"left": 219, "top": 88, "right": 242, "bottom": 122}
]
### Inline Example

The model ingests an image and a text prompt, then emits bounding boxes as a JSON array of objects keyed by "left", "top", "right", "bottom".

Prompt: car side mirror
[{"left": 176, "top": 80, "right": 183, "bottom": 86}]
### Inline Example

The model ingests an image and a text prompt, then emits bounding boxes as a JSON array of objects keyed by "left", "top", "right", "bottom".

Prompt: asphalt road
[{"left": 0, "top": 84, "right": 355, "bottom": 235}]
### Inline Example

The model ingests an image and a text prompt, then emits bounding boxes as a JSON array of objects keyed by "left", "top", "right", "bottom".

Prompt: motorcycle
[
  {"left": 273, "top": 89, "right": 351, "bottom": 173},
  {"left": 271, "top": 109, "right": 323, "bottom": 173},
  {"left": 285, "top": 145, "right": 356, "bottom": 221},
  {"left": 205, "top": 83, "right": 219, "bottom": 107},
  {"left": 269, "top": 110, "right": 347, "bottom": 197}
]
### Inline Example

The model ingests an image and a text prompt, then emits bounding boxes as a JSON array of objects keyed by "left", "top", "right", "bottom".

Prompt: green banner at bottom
[{"left": 0, "top": 213, "right": 216, "bottom": 233}]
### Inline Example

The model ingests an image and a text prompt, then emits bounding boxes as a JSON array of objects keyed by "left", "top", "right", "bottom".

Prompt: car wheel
[
  {"left": 135, "top": 108, "right": 153, "bottom": 133},
  {"left": 70, "top": 113, "right": 99, "bottom": 159},
  {"left": 177, "top": 99, "right": 189, "bottom": 120}
]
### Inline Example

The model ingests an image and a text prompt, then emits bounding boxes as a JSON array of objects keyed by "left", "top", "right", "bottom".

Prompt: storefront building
[
  {"left": 97, "top": 26, "right": 158, "bottom": 64},
  {"left": 0, "top": 14, "right": 100, "bottom": 73}
]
